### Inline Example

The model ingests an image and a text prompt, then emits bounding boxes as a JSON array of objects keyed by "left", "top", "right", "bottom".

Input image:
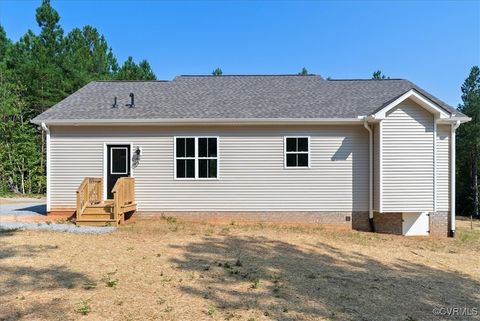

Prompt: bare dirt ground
[{"left": 0, "top": 217, "right": 479, "bottom": 321}]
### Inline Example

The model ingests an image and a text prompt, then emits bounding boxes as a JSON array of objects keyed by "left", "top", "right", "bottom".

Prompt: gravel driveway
[
  {"left": 0, "top": 199, "right": 47, "bottom": 216},
  {"left": 0, "top": 197, "right": 114, "bottom": 234}
]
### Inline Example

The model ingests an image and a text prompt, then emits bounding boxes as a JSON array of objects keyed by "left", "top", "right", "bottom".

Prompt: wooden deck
[{"left": 75, "top": 177, "right": 136, "bottom": 226}]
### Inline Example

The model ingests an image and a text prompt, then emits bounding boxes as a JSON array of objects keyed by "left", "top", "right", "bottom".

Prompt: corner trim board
[
  {"left": 433, "top": 114, "right": 437, "bottom": 212},
  {"left": 41, "top": 123, "right": 51, "bottom": 212},
  {"left": 379, "top": 120, "right": 383, "bottom": 212}
]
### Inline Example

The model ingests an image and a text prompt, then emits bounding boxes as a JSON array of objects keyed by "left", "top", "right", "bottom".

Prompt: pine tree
[
  {"left": 0, "top": 25, "right": 11, "bottom": 61},
  {"left": 212, "top": 68, "right": 223, "bottom": 76},
  {"left": 372, "top": 70, "right": 389, "bottom": 80},
  {"left": 456, "top": 66, "right": 480, "bottom": 217},
  {"left": 63, "top": 25, "right": 118, "bottom": 90},
  {"left": 298, "top": 67, "right": 308, "bottom": 75},
  {"left": 115, "top": 56, "right": 156, "bottom": 80}
]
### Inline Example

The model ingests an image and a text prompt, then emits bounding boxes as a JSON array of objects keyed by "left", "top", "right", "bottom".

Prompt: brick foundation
[
  {"left": 372, "top": 211, "right": 451, "bottom": 237},
  {"left": 351, "top": 211, "right": 372, "bottom": 232},
  {"left": 137, "top": 211, "right": 369, "bottom": 229},
  {"left": 51, "top": 207, "right": 451, "bottom": 237},
  {"left": 430, "top": 211, "right": 450, "bottom": 237},
  {"left": 373, "top": 212, "right": 403, "bottom": 235}
]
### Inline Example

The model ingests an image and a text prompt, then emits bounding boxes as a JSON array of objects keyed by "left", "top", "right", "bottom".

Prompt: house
[{"left": 32, "top": 75, "right": 470, "bottom": 236}]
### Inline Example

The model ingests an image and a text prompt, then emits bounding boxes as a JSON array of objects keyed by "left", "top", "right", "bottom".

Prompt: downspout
[
  {"left": 41, "top": 123, "right": 51, "bottom": 213},
  {"left": 433, "top": 115, "right": 437, "bottom": 213},
  {"left": 363, "top": 117, "right": 374, "bottom": 231},
  {"left": 450, "top": 120, "right": 461, "bottom": 237}
]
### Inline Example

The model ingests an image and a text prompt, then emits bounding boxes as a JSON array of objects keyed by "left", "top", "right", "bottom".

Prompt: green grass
[{"left": 456, "top": 229, "right": 480, "bottom": 243}]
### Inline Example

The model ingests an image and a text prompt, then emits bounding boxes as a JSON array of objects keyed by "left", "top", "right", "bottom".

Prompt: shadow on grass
[
  {"left": 170, "top": 235, "right": 479, "bottom": 321},
  {"left": 0, "top": 229, "right": 93, "bottom": 320},
  {"left": 0, "top": 228, "right": 20, "bottom": 237}
]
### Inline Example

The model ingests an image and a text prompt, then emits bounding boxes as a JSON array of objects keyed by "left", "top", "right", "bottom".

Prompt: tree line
[
  {"left": 457, "top": 66, "right": 480, "bottom": 218},
  {"left": 0, "top": 0, "right": 156, "bottom": 195}
]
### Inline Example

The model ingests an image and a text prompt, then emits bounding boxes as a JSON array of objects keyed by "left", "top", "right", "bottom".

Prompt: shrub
[
  {"left": 75, "top": 299, "right": 91, "bottom": 315},
  {"left": 206, "top": 306, "right": 216, "bottom": 316},
  {"left": 250, "top": 278, "right": 260, "bottom": 289}
]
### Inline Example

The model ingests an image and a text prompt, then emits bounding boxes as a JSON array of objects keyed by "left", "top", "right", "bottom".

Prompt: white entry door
[{"left": 402, "top": 212, "right": 429, "bottom": 236}]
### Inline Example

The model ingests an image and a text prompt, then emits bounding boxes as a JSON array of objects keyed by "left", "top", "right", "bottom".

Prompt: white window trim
[
  {"left": 174, "top": 136, "right": 220, "bottom": 180},
  {"left": 110, "top": 147, "right": 129, "bottom": 175},
  {"left": 283, "top": 136, "right": 311, "bottom": 169},
  {"left": 174, "top": 137, "right": 196, "bottom": 179}
]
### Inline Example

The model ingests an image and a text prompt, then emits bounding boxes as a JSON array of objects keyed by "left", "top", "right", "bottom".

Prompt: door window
[{"left": 111, "top": 147, "right": 128, "bottom": 174}]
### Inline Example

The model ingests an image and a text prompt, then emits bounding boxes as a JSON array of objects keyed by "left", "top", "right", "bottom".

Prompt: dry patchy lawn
[{"left": 0, "top": 218, "right": 479, "bottom": 321}]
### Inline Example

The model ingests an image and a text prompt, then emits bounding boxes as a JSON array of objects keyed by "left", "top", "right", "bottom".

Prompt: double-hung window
[
  {"left": 175, "top": 137, "right": 196, "bottom": 178},
  {"left": 175, "top": 137, "right": 218, "bottom": 179},
  {"left": 198, "top": 137, "right": 218, "bottom": 178},
  {"left": 284, "top": 136, "right": 310, "bottom": 168}
]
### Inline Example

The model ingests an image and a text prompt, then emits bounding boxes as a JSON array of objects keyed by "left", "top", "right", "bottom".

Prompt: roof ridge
[
  {"left": 177, "top": 74, "right": 321, "bottom": 77},
  {"left": 328, "top": 78, "right": 405, "bottom": 81},
  {"left": 93, "top": 80, "right": 169, "bottom": 82}
]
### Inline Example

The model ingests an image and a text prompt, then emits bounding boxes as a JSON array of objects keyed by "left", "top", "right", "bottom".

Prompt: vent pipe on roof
[
  {"left": 127, "top": 93, "right": 135, "bottom": 108},
  {"left": 112, "top": 96, "right": 118, "bottom": 108}
]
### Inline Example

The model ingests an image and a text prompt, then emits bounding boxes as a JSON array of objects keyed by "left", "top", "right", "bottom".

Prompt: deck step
[
  {"left": 83, "top": 205, "right": 112, "bottom": 215},
  {"left": 79, "top": 213, "right": 113, "bottom": 220},
  {"left": 76, "top": 218, "right": 117, "bottom": 227}
]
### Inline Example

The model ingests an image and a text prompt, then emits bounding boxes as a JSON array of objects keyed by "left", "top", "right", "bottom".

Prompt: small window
[
  {"left": 175, "top": 137, "right": 218, "bottom": 179},
  {"left": 285, "top": 137, "right": 309, "bottom": 168}
]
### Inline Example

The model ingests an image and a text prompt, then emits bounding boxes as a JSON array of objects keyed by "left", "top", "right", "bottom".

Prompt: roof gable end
[{"left": 372, "top": 89, "right": 451, "bottom": 120}]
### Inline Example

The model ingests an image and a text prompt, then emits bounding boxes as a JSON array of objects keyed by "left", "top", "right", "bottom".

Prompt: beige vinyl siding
[
  {"left": 50, "top": 138, "right": 103, "bottom": 207},
  {"left": 381, "top": 99, "right": 434, "bottom": 212},
  {"left": 373, "top": 123, "right": 380, "bottom": 211},
  {"left": 436, "top": 124, "right": 450, "bottom": 211},
  {"left": 49, "top": 125, "right": 368, "bottom": 212}
]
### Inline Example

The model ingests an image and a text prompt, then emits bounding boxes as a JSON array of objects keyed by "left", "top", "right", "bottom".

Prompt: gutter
[
  {"left": 450, "top": 120, "right": 461, "bottom": 237},
  {"left": 437, "top": 116, "right": 471, "bottom": 125},
  {"left": 31, "top": 117, "right": 365, "bottom": 126},
  {"left": 41, "top": 123, "right": 51, "bottom": 213},
  {"left": 362, "top": 116, "right": 375, "bottom": 232}
]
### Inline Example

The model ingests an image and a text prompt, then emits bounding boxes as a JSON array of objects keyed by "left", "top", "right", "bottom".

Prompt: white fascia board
[
  {"left": 33, "top": 118, "right": 365, "bottom": 126},
  {"left": 437, "top": 116, "right": 471, "bottom": 124},
  {"left": 373, "top": 89, "right": 450, "bottom": 119}
]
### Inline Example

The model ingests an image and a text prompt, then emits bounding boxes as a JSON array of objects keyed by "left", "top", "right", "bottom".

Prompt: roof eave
[
  {"left": 32, "top": 117, "right": 364, "bottom": 126},
  {"left": 437, "top": 116, "right": 471, "bottom": 124}
]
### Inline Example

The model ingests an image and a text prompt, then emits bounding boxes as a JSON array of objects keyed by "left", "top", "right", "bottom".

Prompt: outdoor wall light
[{"left": 132, "top": 146, "right": 142, "bottom": 168}]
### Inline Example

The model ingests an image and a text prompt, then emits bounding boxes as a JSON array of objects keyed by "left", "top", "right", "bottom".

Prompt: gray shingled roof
[{"left": 32, "top": 75, "right": 463, "bottom": 123}]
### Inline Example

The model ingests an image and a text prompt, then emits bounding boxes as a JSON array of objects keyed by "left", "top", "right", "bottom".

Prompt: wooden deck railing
[
  {"left": 112, "top": 177, "right": 136, "bottom": 223},
  {"left": 76, "top": 177, "right": 103, "bottom": 219}
]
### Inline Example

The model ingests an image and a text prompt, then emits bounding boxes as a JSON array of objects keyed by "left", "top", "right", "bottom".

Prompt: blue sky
[{"left": 0, "top": 0, "right": 479, "bottom": 106}]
